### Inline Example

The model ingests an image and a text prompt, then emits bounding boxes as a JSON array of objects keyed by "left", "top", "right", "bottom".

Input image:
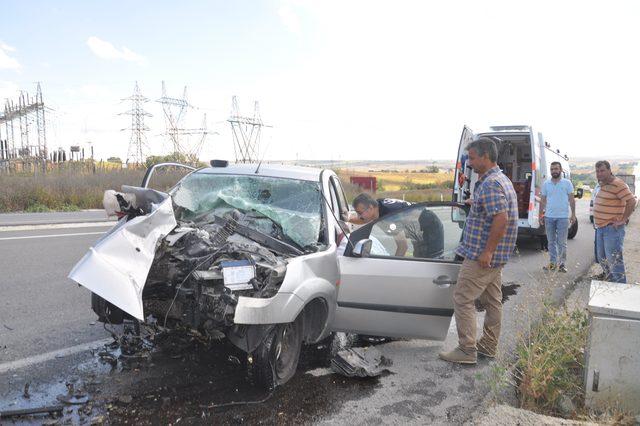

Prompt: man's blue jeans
[
  {"left": 595, "top": 224, "right": 627, "bottom": 283},
  {"left": 545, "top": 217, "right": 569, "bottom": 265}
]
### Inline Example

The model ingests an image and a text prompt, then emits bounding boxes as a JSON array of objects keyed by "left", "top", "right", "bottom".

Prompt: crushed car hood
[{"left": 68, "top": 189, "right": 177, "bottom": 320}]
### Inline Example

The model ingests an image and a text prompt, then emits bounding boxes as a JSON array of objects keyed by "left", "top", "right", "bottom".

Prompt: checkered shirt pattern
[{"left": 456, "top": 166, "right": 519, "bottom": 267}]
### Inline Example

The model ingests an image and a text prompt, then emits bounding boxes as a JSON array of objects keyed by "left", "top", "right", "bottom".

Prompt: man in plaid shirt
[{"left": 440, "top": 137, "right": 518, "bottom": 364}]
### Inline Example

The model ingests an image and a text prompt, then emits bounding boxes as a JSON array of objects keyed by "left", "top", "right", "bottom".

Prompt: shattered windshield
[{"left": 172, "top": 173, "right": 324, "bottom": 249}]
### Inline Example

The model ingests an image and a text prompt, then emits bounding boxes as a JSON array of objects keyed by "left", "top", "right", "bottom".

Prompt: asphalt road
[
  {"left": 0, "top": 225, "right": 113, "bottom": 362},
  {"left": 0, "top": 202, "right": 595, "bottom": 424}
]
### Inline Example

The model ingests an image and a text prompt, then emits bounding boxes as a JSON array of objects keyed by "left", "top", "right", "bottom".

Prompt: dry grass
[
  {"left": 1, "top": 164, "right": 454, "bottom": 213},
  {"left": 0, "top": 167, "right": 189, "bottom": 212},
  {"left": 515, "top": 306, "right": 588, "bottom": 414}
]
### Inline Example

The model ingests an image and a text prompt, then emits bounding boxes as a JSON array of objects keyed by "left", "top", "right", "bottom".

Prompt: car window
[
  {"left": 172, "top": 173, "right": 323, "bottom": 248},
  {"left": 368, "top": 204, "right": 465, "bottom": 262}
]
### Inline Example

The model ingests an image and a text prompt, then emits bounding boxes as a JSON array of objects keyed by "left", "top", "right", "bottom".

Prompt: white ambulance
[{"left": 453, "top": 125, "right": 583, "bottom": 243}]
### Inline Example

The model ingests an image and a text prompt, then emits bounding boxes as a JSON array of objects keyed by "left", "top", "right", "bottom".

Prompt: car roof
[{"left": 196, "top": 162, "right": 324, "bottom": 182}]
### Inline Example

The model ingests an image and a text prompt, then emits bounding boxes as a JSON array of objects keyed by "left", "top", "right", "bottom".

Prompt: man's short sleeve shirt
[
  {"left": 455, "top": 167, "right": 519, "bottom": 267},
  {"left": 376, "top": 198, "right": 412, "bottom": 235},
  {"left": 541, "top": 178, "right": 574, "bottom": 218},
  {"left": 377, "top": 198, "right": 412, "bottom": 216}
]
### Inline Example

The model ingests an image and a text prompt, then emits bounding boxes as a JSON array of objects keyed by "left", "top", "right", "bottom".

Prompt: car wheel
[
  {"left": 250, "top": 315, "right": 303, "bottom": 389},
  {"left": 539, "top": 235, "right": 548, "bottom": 251},
  {"left": 568, "top": 220, "right": 578, "bottom": 239}
]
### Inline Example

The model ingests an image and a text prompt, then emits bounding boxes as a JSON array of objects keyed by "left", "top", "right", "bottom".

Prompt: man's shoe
[
  {"left": 543, "top": 263, "right": 556, "bottom": 271},
  {"left": 558, "top": 264, "right": 568, "bottom": 273},
  {"left": 476, "top": 341, "right": 496, "bottom": 358},
  {"left": 439, "top": 347, "right": 477, "bottom": 364}
]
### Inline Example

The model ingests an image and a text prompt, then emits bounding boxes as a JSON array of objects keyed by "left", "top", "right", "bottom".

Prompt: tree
[{"left": 144, "top": 152, "right": 190, "bottom": 168}]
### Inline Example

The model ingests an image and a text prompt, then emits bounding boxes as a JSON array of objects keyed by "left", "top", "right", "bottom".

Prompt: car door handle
[{"left": 433, "top": 275, "right": 457, "bottom": 285}]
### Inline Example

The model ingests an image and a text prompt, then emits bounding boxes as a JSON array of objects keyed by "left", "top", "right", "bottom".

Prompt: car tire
[
  {"left": 250, "top": 315, "right": 303, "bottom": 389},
  {"left": 539, "top": 235, "right": 548, "bottom": 251},
  {"left": 568, "top": 220, "right": 578, "bottom": 240}
]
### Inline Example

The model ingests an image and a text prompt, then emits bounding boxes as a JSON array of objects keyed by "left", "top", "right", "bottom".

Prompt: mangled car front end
[{"left": 70, "top": 169, "right": 338, "bottom": 387}]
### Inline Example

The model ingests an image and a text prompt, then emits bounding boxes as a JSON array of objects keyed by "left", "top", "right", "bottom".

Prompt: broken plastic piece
[{"left": 331, "top": 347, "right": 392, "bottom": 378}]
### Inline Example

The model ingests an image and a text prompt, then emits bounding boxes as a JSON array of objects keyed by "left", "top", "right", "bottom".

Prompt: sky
[{"left": 1, "top": 0, "right": 639, "bottom": 163}]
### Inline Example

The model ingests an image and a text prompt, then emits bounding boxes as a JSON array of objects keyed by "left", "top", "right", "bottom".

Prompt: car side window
[{"left": 368, "top": 204, "right": 465, "bottom": 262}]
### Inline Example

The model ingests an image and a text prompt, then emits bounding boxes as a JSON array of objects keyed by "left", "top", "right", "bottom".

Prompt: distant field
[
  {"left": 338, "top": 170, "right": 454, "bottom": 192},
  {"left": 336, "top": 169, "right": 454, "bottom": 203}
]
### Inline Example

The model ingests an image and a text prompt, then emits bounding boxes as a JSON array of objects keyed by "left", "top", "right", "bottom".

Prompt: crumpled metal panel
[{"left": 68, "top": 193, "right": 177, "bottom": 320}]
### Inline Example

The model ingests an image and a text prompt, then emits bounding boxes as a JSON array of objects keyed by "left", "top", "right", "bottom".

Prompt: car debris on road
[{"left": 331, "top": 347, "right": 392, "bottom": 378}]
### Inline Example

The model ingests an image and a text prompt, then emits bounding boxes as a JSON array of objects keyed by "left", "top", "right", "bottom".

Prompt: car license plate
[{"left": 221, "top": 260, "right": 255, "bottom": 291}]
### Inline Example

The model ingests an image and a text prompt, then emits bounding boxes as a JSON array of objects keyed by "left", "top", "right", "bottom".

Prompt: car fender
[
  {"left": 233, "top": 277, "right": 338, "bottom": 324},
  {"left": 234, "top": 247, "right": 339, "bottom": 325}
]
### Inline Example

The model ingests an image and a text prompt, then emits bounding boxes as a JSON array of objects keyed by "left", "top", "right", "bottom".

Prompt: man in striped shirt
[{"left": 593, "top": 160, "right": 637, "bottom": 283}]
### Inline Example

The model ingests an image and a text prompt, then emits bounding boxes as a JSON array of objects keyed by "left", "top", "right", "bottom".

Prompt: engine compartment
[{"left": 142, "top": 212, "right": 291, "bottom": 339}]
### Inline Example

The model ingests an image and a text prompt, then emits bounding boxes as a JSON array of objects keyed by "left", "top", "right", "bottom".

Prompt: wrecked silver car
[{"left": 70, "top": 161, "right": 465, "bottom": 388}]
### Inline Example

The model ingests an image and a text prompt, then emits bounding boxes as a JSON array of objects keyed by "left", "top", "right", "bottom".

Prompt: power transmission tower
[
  {"left": 227, "top": 96, "right": 270, "bottom": 163},
  {"left": 0, "top": 82, "right": 48, "bottom": 160},
  {"left": 156, "top": 81, "right": 211, "bottom": 163},
  {"left": 121, "top": 82, "right": 152, "bottom": 164},
  {"left": 157, "top": 81, "right": 190, "bottom": 155},
  {"left": 185, "top": 113, "right": 209, "bottom": 161}
]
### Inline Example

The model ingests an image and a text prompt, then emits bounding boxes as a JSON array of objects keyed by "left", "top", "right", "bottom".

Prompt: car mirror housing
[{"left": 352, "top": 239, "right": 372, "bottom": 258}]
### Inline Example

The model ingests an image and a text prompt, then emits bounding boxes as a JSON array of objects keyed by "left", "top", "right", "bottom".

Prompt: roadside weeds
[{"left": 480, "top": 272, "right": 638, "bottom": 425}]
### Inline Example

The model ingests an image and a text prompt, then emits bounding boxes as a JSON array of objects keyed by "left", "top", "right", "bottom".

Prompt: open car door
[
  {"left": 453, "top": 126, "right": 476, "bottom": 204},
  {"left": 333, "top": 203, "right": 466, "bottom": 340}
]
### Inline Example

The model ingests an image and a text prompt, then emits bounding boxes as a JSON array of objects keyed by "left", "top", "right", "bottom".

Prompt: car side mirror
[
  {"left": 575, "top": 188, "right": 584, "bottom": 199},
  {"left": 352, "top": 239, "right": 372, "bottom": 258}
]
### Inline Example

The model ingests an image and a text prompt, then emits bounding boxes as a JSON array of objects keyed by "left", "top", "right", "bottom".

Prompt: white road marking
[
  {"left": 0, "top": 221, "right": 114, "bottom": 232},
  {"left": 0, "top": 338, "right": 113, "bottom": 374},
  {"left": 0, "top": 231, "right": 106, "bottom": 241}
]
